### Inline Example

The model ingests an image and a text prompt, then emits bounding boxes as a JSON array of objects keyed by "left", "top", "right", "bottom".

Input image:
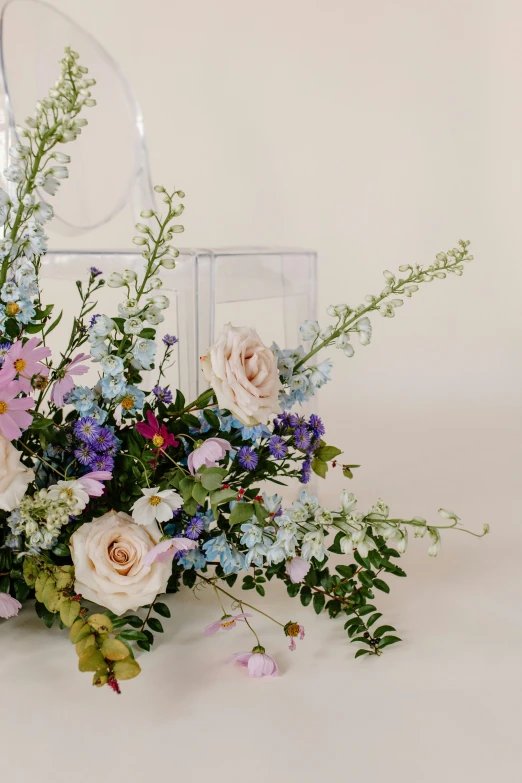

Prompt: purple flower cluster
[
  {"left": 152, "top": 385, "right": 173, "bottom": 404},
  {"left": 273, "top": 412, "right": 326, "bottom": 484},
  {"left": 89, "top": 267, "right": 102, "bottom": 277},
  {"left": 162, "top": 334, "right": 178, "bottom": 347},
  {"left": 73, "top": 416, "right": 119, "bottom": 472}
]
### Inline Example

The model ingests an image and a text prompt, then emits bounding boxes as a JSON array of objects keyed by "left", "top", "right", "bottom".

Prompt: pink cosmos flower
[
  {"left": 204, "top": 612, "right": 252, "bottom": 636},
  {"left": 50, "top": 353, "right": 90, "bottom": 407},
  {"left": 2, "top": 338, "right": 51, "bottom": 387},
  {"left": 77, "top": 471, "right": 112, "bottom": 498},
  {"left": 0, "top": 374, "right": 34, "bottom": 440},
  {"left": 285, "top": 556, "right": 310, "bottom": 584},
  {"left": 143, "top": 536, "right": 197, "bottom": 566},
  {"left": 0, "top": 593, "right": 22, "bottom": 619},
  {"left": 229, "top": 647, "right": 278, "bottom": 678},
  {"left": 285, "top": 623, "right": 305, "bottom": 651},
  {"left": 136, "top": 410, "right": 178, "bottom": 453},
  {"left": 188, "top": 437, "right": 232, "bottom": 475}
]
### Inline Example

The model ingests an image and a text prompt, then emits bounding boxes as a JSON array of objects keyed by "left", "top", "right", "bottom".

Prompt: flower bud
[
  {"left": 132, "top": 236, "right": 147, "bottom": 246},
  {"left": 140, "top": 209, "right": 154, "bottom": 218},
  {"left": 160, "top": 257, "right": 176, "bottom": 269},
  {"left": 107, "top": 272, "right": 125, "bottom": 288}
]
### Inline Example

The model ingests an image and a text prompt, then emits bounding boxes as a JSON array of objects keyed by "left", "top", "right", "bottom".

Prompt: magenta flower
[
  {"left": 50, "top": 353, "right": 90, "bottom": 407},
  {"left": 0, "top": 374, "right": 34, "bottom": 440},
  {"left": 229, "top": 647, "right": 278, "bottom": 677},
  {"left": 285, "top": 556, "right": 310, "bottom": 584},
  {"left": 77, "top": 470, "right": 112, "bottom": 498},
  {"left": 2, "top": 337, "right": 51, "bottom": 386},
  {"left": 136, "top": 410, "right": 178, "bottom": 453},
  {"left": 143, "top": 536, "right": 197, "bottom": 566},
  {"left": 0, "top": 593, "right": 22, "bottom": 619},
  {"left": 285, "top": 621, "right": 305, "bottom": 651},
  {"left": 204, "top": 612, "right": 252, "bottom": 636},
  {"left": 188, "top": 437, "right": 232, "bottom": 475}
]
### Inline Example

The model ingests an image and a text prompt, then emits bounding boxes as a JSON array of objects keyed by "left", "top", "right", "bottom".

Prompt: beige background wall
[{"left": 1, "top": 2, "right": 521, "bottom": 781}]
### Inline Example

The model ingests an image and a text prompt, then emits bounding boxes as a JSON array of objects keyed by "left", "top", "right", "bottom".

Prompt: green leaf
[
  {"left": 112, "top": 659, "right": 141, "bottom": 680},
  {"left": 117, "top": 629, "right": 149, "bottom": 642},
  {"left": 59, "top": 599, "right": 81, "bottom": 628},
  {"left": 24, "top": 321, "right": 45, "bottom": 334},
  {"left": 374, "top": 625, "right": 397, "bottom": 637},
  {"left": 210, "top": 488, "right": 237, "bottom": 508},
  {"left": 253, "top": 501, "right": 269, "bottom": 524},
  {"left": 179, "top": 476, "right": 195, "bottom": 502},
  {"left": 358, "top": 571, "right": 374, "bottom": 588},
  {"left": 23, "top": 557, "right": 39, "bottom": 587},
  {"left": 229, "top": 502, "right": 255, "bottom": 526},
  {"left": 200, "top": 467, "right": 228, "bottom": 491},
  {"left": 311, "top": 458, "right": 328, "bottom": 478},
  {"left": 255, "top": 584, "right": 265, "bottom": 597},
  {"left": 287, "top": 583, "right": 300, "bottom": 598},
  {"left": 203, "top": 409, "right": 220, "bottom": 429},
  {"left": 335, "top": 564, "right": 357, "bottom": 579},
  {"left": 44, "top": 309, "right": 63, "bottom": 337},
  {"left": 153, "top": 602, "right": 171, "bottom": 618},
  {"left": 315, "top": 445, "right": 342, "bottom": 462},
  {"left": 355, "top": 649, "right": 370, "bottom": 658},
  {"left": 30, "top": 417, "right": 54, "bottom": 431},
  {"left": 367, "top": 612, "right": 383, "bottom": 628},
  {"left": 313, "top": 592, "right": 325, "bottom": 614},
  {"left": 147, "top": 617, "right": 164, "bottom": 633},
  {"left": 125, "top": 615, "right": 144, "bottom": 628},
  {"left": 78, "top": 648, "right": 107, "bottom": 673},
  {"left": 373, "top": 578, "right": 390, "bottom": 594},
  {"left": 101, "top": 638, "right": 130, "bottom": 661},
  {"left": 192, "top": 481, "right": 208, "bottom": 505},
  {"left": 136, "top": 640, "right": 151, "bottom": 652},
  {"left": 183, "top": 497, "right": 198, "bottom": 516},
  {"left": 377, "top": 635, "right": 402, "bottom": 649},
  {"left": 300, "top": 585, "right": 312, "bottom": 606}
]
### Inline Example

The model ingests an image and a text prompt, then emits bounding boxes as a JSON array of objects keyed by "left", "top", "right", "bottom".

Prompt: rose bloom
[
  {"left": 70, "top": 510, "right": 172, "bottom": 615},
  {"left": 0, "top": 432, "right": 34, "bottom": 511},
  {"left": 200, "top": 324, "right": 281, "bottom": 426}
]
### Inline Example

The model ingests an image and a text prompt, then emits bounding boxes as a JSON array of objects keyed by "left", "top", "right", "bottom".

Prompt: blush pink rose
[{"left": 200, "top": 324, "right": 281, "bottom": 426}]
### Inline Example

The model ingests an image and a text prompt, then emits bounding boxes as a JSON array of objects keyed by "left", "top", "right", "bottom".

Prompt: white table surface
[{"left": 1, "top": 410, "right": 520, "bottom": 783}]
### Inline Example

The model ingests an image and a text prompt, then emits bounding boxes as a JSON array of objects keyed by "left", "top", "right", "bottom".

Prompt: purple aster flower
[
  {"left": 89, "top": 454, "right": 115, "bottom": 472},
  {"left": 268, "top": 435, "right": 288, "bottom": 459},
  {"left": 152, "top": 385, "right": 173, "bottom": 404},
  {"left": 0, "top": 342, "right": 11, "bottom": 364},
  {"left": 301, "top": 458, "right": 312, "bottom": 484},
  {"left": 289, "top": 414, "right": 306, "bottom": 429},
  {"left": 89, "top": 314, "right": 100, "bottom": 328},
  {"left": 89, "top": 426, "right": 116, "bottom": 452},
  {"left": 308, "top": 414, "right": 325, "bottom": 438},
  {"left": 89, "top": 267, "right": 102, "bottom": 277},
  {"left": 185, "top": 516, "right": 205, "bottom": 540},
  {"left": 276, "top": 412, "right": 292, "bottom": 428},
  {"left": 294, "top": 426, "right": 312, "bottom": 451},
  {"left": 238, "top": 446, "right": 259, "bottom": 471},
  {"left": 74, "top": 444, "right": 93, "bottom": 466},
  {"left": 162, "top": 334, "right": 178, "bottom": 347},
  {"left": 74, "top": 417, "right": 101, "bottom": 442}
]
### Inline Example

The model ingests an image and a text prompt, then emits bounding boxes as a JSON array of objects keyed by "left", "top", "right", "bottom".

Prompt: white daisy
[{"left": 131, "top": 487, "right": 183, "bottom": 526}]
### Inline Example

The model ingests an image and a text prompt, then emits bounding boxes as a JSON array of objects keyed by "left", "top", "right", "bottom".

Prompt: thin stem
[{"left": 197, "top": 574, "right": 285, "bottom": 628}]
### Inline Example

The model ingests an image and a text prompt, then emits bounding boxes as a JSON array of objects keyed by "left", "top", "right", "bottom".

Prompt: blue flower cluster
[
  {"left": 198, "top": 409, "right": 270, "bottom": 442},
  {"left": 272, "top": 343, "right": 333, "bottom": 410},
  {"left": 273, "top": 412, "right": 326, "bottom": 483},
  {"left": 202, "top": 533, "right": 247, "bottom": 575},
  {"left": 72, "top": 416, "right": 120, "bottom": 472},
  {"left": 0, "top": 271, "right": 38, "bottom": 327}
]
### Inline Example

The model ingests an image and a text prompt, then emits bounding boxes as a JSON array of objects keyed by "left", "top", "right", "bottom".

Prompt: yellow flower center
[
  {"left": 286, "top": 622, "right": 300, "bottom": 637},
  {"left": 6, "top": 302, "right": 20, "bottom": 316},
  {"left": 121, "top": 396, "right": 134, "bottom": 410},
  {"left": 221, "top": 619, "right": 235, "bottom": 628},
  {"left": 152, "top": 434, "right": 165, "bottom": 448},
  {"left": 149, "top": 495, "right": 162, "bottom": 506},
  {"left": 61, "top": 488, "right": 74, "bottom": 499},
  {"left": 0, "top": 401, "right": 7, "bottom": 414},
  {"left": 13, "top": 358, "right": 26, "bottom": 372}
]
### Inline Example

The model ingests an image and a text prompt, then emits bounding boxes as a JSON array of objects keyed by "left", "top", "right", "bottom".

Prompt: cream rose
[
  {"left": 70, "top": 510, "right": 172, "bottom": 615},
  {"left": 200, "top": 324, "right": 282, "bottom": 425},
  {"left": 0, "top": 433, "right": 34, "bottom": 512}
]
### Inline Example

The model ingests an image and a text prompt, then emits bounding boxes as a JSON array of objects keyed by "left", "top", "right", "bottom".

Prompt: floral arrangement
[{"left": 0, "top": 49, "right": 488, "bottom": 692}]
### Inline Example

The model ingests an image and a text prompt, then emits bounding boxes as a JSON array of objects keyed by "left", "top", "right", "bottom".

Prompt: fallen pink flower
[
  {"left": 2, "top": 337, "right": 51, "bottom": 386},
  {"left": 0, "top": 592, "right": 22, "bottom": 619},
  {"left": 204, "top": 612, "right": 252, "bottom": 636},
  {"left": 188, "top": 437, "right": 232, "bottom": 475},
  {"left": 228, "top": 647, "right": 278, "bottom": 678},
  {"left": 285, "top": 621, "right": 305, "bottom": 651},
  {"left": 51, "top": 353, "right": 90, "bottom": 407},
  {"left": 285, "top": 556, "right": 310, "bottom": 584},
  {"left": 77, "top": 471, "right": 112, "bottom": 498},
  {"left": 143, "top": 536, "right": 197, "bottom": 566}
]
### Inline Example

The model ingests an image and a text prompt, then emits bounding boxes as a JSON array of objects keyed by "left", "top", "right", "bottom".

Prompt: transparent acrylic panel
[{"left": 0, "top": 0, "right": 154, "bottom": 235}]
